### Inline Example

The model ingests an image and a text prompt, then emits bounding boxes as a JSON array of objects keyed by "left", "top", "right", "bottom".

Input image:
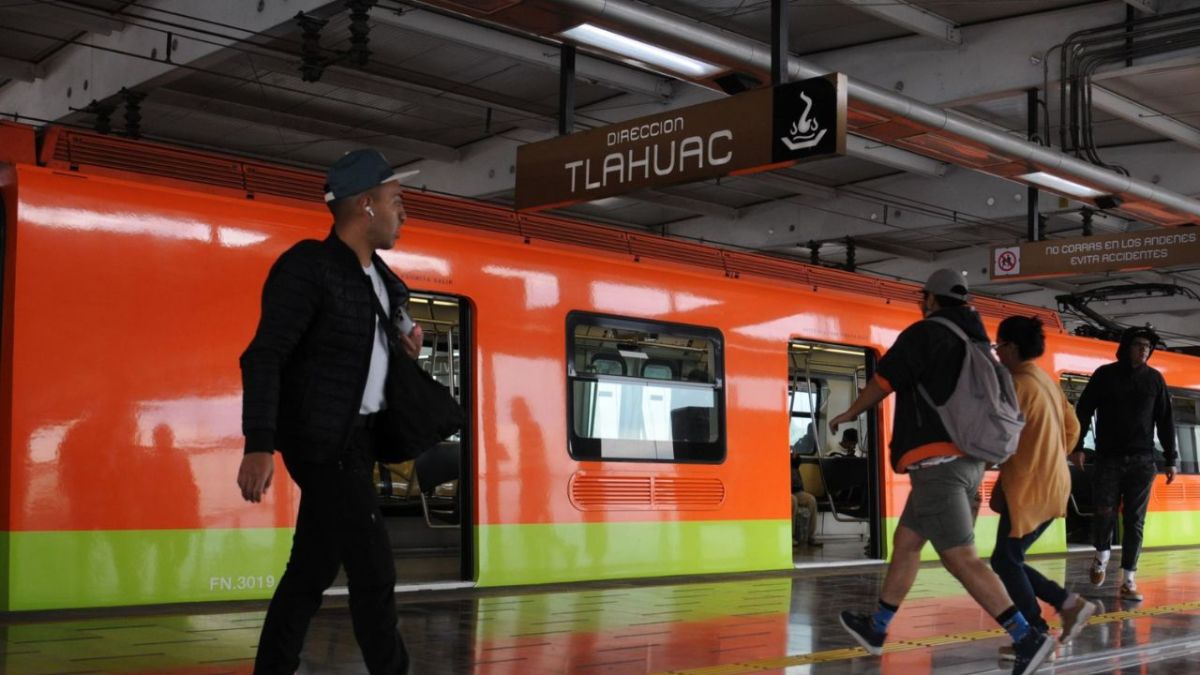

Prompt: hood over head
[{"left": 1116, "top": 326, "right": 1159, "bottom": 363}]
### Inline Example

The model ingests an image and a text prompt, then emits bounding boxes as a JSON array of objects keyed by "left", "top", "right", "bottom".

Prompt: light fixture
[
  {"left": 1019, "top": 172, "right": 1106, "bottom": 199},
  {"left": 559, "top": 23, "right": 723, "bottom": 79}
]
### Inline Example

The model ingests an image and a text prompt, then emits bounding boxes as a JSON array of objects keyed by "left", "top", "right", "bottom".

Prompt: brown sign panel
[
  {"left": 516, "top": 74, "right": 846, "bottom": 211},
  {"left": 990, "top": 229, "right": 1200, "bottom": 281}
]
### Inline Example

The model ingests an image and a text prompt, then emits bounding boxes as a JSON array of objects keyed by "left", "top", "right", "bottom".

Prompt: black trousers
[
  {"left": 254, "top": 429, "right": 407, "bottom": 674},
  {"left": 990, "top": 512, "right": 1068, "bottom": 633},
  {"left": 1091, "top": 454, "right": 1156, "bottom": 572}
]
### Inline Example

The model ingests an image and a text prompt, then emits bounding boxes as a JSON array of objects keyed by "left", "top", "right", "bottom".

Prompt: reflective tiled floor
[{"left": 5, "top": 548, "right": 1200, "bottom": 674}]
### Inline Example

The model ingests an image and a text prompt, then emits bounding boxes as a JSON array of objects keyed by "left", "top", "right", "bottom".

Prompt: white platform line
[
  {"left": 324, "top": 581, "right": 476, "bottom": 596},
  {"left": 794, "top": 558, "right": 887, "bottom": 570}
]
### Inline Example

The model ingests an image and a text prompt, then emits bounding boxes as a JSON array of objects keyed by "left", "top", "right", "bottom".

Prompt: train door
[
  {"left": 788, "top": 340, "right": 883, "bottom": 563},
  {"left": 375, "top": 291, "right": 473, "bottom": 584}
]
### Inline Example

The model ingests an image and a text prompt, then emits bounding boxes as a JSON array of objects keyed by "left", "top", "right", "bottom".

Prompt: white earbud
[{"left": 365, "top": 205, "right": 376, "bottom": 217}]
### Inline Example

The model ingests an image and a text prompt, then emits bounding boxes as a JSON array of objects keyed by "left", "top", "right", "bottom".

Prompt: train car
[{"left": 2, "top": 122, "right": 1198, "bottom": 611}]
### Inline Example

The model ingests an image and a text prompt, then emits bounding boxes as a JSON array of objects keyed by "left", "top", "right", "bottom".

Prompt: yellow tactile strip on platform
[{"left": 655, "top": 599, "right": 1200, "bottom": 674}]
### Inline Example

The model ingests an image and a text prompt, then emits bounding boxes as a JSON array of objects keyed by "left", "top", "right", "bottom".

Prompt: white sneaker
[{"left": 1120, "top": 581, "right": 1144, "bottom": 601}]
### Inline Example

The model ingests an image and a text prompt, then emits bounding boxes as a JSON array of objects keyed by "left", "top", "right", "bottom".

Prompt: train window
[
  {"left": 790, "top": 341, "right": 871, "bottom": 458},
  {"left": 567, "top": 312, "right": 725, "bottom": 463},
  {"left": 1060, "top": 375, "right": 1096, "bottom": 451},
  {"left": 789, "top": 379, "right": 826, "bottom": 456}
]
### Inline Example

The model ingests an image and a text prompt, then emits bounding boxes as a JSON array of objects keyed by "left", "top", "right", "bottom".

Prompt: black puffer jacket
[
  {"left": 875, "top": 305, "right": 990, "bottom": 472},
  {"left": 1075, "top": 327, "right": 1176, "bottom": 464},
  {"left": 241, "top": 229, "right": 409, "bottom": 463}
]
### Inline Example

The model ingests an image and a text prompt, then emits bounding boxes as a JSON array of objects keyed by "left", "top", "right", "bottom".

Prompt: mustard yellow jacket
[{"left": 999, "top": 361, "right": 1082, "bottom": 538}]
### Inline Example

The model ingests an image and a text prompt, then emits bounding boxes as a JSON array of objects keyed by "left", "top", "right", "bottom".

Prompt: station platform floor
[{"left": 5, "top": 547, "right": 1200, "bottom": 674}]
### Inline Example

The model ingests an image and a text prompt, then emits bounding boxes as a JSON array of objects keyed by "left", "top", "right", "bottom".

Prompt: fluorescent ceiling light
[
  {"left": 560, "top": 23, "right": 723, "bottom": 79},
  {"left": 1019, "top": 172, "right": 1107, "bottom": 199}
]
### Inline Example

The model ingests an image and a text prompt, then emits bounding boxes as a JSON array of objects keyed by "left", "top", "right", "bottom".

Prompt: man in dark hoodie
[
  {"left": 1073, "top": 326, "right": 1176, "bottom": 601},
  {"left": 237, "top": 149, "right": 417, "bottom": 674},
  {"left": 829, "top": 269, "right": 1053, "bottom": 675}
]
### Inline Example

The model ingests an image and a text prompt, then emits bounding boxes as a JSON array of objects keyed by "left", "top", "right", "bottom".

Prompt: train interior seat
[
  {"left": 642, "top": 358, "right": 674, "bottom": 380},
  {"left": 590, "top": 352, "right": 626, "bottom": 376},
  {"left": 818, "top": 457, "right": 870, "bottom": 520}
]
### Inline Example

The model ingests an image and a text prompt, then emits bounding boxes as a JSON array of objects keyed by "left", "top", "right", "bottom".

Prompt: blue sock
[
  {"left": 872, "top": 599, "right": 899, "bottom": 632},
  {"left": 997, "top": 606, "right": 1032, "bottom": 642}
]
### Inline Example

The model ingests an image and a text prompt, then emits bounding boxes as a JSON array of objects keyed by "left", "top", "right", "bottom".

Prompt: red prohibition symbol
[{"left": 997, "top": 251, "right": 1017, "bottom": 272}]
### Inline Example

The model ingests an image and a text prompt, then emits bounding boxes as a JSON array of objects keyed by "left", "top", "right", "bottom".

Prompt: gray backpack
[{"left": 917, "top": 317, "right": 1025, "bottom": 465}]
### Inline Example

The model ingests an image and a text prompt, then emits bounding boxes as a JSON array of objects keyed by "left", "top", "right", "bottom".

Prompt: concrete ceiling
[{"left": 2, "top": 0, "right": 1200, "bottom": 346}]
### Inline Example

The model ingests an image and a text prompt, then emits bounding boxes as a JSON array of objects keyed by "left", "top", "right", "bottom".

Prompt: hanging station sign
[
  {"left": 991, "top": 228, "right": 1200, "bottom": 281},
  {"left": 515, "top": 73, "right": 847, "bottom": 211}
]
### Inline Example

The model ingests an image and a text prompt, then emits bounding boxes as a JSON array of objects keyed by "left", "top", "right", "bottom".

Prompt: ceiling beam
[
  {"left": 628, "top": 190, "right": 741, "bottom": 219},
  {"left": 0, "top": 0, "right": 332, "bottom": 125},
  {"left": 809, "top": 4, "right": 1127, "bottom": 107},
  {"left": 834, "top": 0, "right": 961, "bottom": 46},
  {"left": 746, "top": 172, "right": 838, "bottom": 201},
  {"left": 0, "top": 56, "right": 44, "bottom": 83},
  {"left": 852, "top": 238, "right": 938, "bottom": 262},
  {"left": 150, "top": 88, "right": 461, "bottom": 163},
  {"left": 238, "top": 51, "right": 558, "bottom": 134},
  {"left": 0, "top": 1, "right": 126, "bottom": 36},
  {"left": 1090, "top": 85, "right": 1200, "bottom": 152},
  {"left": 375, "top": 8, "right": 674, "bottom": 101},
  {"left": 1123, "top": 0, "right": 1159, "bottom": 14}
]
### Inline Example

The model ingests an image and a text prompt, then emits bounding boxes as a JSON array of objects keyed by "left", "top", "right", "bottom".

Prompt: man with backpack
[{"left": 829, "top": 269, "right": 1053, "bottom": 675}]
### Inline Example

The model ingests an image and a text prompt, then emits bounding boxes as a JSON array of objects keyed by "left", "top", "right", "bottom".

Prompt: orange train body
[{"left": 1, "top": 123, "right": 1198, "bottom": 610}]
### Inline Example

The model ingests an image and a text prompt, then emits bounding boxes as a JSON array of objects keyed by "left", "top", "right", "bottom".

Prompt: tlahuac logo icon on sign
[
  {"left": 771, "top": 74, "right": 843, "bottom": 164},
  {"left": 780, "top": 91, "right": 827, "bottom": 151}
]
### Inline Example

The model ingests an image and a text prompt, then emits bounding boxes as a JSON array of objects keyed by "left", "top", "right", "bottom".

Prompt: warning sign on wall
[{"left": 990, "top": 229, "right": 1200, "bottom": 281}]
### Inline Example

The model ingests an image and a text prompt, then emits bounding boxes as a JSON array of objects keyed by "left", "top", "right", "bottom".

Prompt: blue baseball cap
[{"left": 323, "top": 149, "right": 416, "bottom": 203}]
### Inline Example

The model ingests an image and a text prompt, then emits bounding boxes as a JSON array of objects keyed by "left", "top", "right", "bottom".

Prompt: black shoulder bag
[{"left": 368, "top": 292, "right": 464, "bottom": 463}]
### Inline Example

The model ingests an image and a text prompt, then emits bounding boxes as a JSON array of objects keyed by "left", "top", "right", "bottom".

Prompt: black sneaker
[
  {"left": 839, "top": 610, "right": 885, "bottom": 656},
  {"left": 1011, "top": 629, "right": 1054, "bottom": 675}
]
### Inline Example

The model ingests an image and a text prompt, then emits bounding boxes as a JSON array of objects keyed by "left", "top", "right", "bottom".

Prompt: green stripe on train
[
  {"left": 2, "top": 520, "right": 793, "bottom": 610},
  {"left": 3, "top": 528, "right": 293, "bottom": 611},
  {"left": 475, "top": 519, "right": 793, "bottom": 587},
  {"left": 883, "top": 515, "right": 1067, "bottom": 562}
]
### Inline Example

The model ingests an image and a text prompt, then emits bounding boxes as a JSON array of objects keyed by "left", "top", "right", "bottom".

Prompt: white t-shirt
[{"left": 360, "top": 264, "right": 390, "bottom": 414}]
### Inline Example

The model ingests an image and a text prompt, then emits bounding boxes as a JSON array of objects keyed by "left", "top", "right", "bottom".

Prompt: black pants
[
  {"left": 1091, "top": 454, "right": 1156, "bottom": 572},
  {"left": 990, "top": 512, "right": 1068, "bottom": 633},
  {"left": 255, "top": 429, "right": 407, "bottom": 674}
]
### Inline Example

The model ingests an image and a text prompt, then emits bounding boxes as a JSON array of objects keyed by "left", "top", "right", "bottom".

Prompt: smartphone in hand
[{"left": 394, "top": 305, "right": 415, "bottom": 337}]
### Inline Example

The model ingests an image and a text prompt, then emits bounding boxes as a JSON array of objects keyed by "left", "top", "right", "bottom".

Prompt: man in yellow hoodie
[{"left": 992, "top": 316, "right": 1097, "bottom": 654}]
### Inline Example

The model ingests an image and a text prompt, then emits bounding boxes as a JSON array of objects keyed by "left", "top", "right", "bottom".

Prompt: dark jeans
[
  {"left": 255, "top": 429, "right": 407, "bottom": 675},
  {"left": 990, "top": 511, "right": 1068, "bottom": 632},
  {"left": 1091, "top": 454, "right": 1156, "bottom": 571}
]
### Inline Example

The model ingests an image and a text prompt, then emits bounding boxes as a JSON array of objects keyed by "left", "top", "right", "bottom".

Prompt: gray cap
[
  {"left": 323, "top": 149, "right": 417, "bottom": 203},
  {"left": 923, "top": 268, "right": 969, "bottom": 301}
]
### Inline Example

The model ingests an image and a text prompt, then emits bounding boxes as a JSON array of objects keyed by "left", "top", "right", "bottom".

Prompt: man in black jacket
[
  {"left": 237, "top": 149, "right": 421, "bottom": 674},
  {"left": 1073, "top": 326, "right": 1176, "bottom": 601},
  {"left": 829, "top": 269, "right": 1052, "bottom": 675}
]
